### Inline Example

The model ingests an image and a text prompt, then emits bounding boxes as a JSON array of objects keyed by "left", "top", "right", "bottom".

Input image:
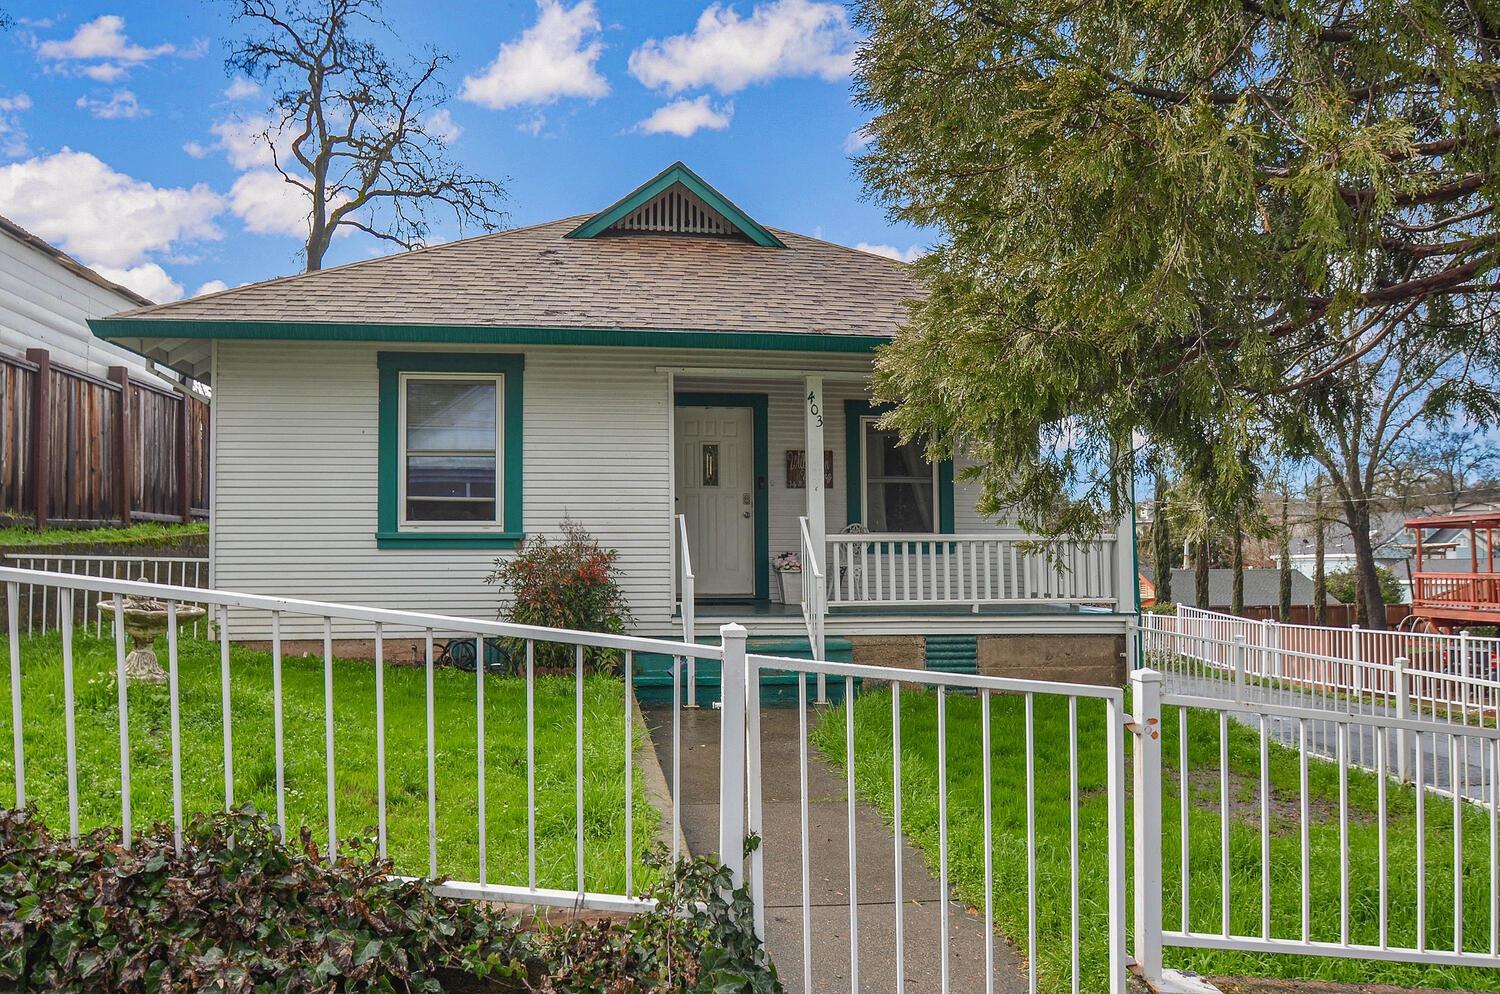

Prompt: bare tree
[
  {"left": 1399, "top": 429, "right": 1500, "bottom": 513},
  {"left": 227, "top": 0, "right": 506, "bottom": 271},
  {"left": 1278, "top": 308, "right": 1500, "bottom": 628}
]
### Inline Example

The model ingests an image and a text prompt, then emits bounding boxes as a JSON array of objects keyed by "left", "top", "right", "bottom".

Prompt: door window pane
[
  {"left": 402, "top": 377, "right": 500, "bottom": 525},
  {"left": 864, "top": 420, "right": 934, "bottom": 532}
]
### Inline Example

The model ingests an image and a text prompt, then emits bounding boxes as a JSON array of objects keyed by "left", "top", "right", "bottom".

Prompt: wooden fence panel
[
  {"left": 0, "top": 348, "right": 208, "bottom": 525},
  {"left": 0, "top": 357, "right": 33, "bottom": 515}
]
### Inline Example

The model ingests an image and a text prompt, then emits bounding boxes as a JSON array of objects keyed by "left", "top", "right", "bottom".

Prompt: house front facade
[{"left": 92, "top": 164, "right": 1138, "bottom": 684}]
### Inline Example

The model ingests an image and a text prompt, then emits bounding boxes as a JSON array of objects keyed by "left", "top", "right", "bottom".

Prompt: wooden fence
[
  {"left": 1178, "top": 602, "right": 1411, "bottom": 627},
  {"left": 0, "top": 348, "right": 208, "bottom": 527}
]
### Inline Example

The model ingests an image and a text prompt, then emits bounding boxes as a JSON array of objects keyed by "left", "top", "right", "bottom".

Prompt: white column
[{"left": 803, "top": 375, "right": 826, "bottom": 554}]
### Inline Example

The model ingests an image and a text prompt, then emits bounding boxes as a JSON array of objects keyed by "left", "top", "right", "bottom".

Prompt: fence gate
[{"left": 715, "top": 626, "right": 1131, "bottom": 994}]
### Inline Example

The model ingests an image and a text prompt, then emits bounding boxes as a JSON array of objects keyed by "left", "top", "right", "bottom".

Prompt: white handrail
[
  {"left": 798, "top": 517, "right": 827, "bottom": 700},
  {"left": 676, "top": 514, "right": 698, "bottom": 708}
]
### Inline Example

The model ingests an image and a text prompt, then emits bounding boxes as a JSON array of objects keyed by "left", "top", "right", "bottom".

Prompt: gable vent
[{"left": 608, "top": 184, "right": 743, "bottom": 238}]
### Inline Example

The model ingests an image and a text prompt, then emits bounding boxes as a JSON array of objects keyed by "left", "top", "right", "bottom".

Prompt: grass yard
[
  {"left": 814, "top": 687, "right": 1500, "bottom": 994},
  {"left": 0, "top": 520, "right": 208, "bottom": 548},
  {"left": 0, "top": 632, "right": 660, "bottom": 894}
]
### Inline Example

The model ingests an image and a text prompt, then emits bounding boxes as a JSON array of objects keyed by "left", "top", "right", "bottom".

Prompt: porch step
[
  {"left": 924, "top": 634, "right": 979, "bottom": 676},
  {"left": 633, "top": 636, "right": 855, "bottom": 707}
]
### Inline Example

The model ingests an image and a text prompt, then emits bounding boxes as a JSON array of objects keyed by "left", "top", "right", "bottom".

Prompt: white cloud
[
  {"left": 424, "top": 108, "right": 462, "bottom": 143},
  {"left": 227, "top": 169, "right": 313, "bottom": 237},
  {"left": 92, "top": 262, "right": 184, "bottom": 303},
  {"left": 844, "top": 124, "right": 873, "bottom": 154},
  {"left": 628, "top": 0, "right": 857, "bottom": 95},
  {"left": 208, "top": 115, "right": 279, "bottom": 170},
  {"left": 855, "top": 242, "right": 924, "bottom": 263},
  {"left": 192, "top": 279, "right": 229, "bottom": 297},
  {"left": 76, "top": 89, "right": 147, "bottom": 120},
  {"left": 223, "top": 76, "right": 261, "bottom": 101},
  {"left": 0, "top": 149, "right": 224, "bottom": 269},
  {"left": 182, "top": 139, "right": 210, "bottom": 158},
  {"left": 461, "top": 0, "right": 608, "bottom": 110},
  {"left": 36, "top": 15, "right": 176, "bottom": 81},
  {"left": 0, "top": 94, "right": 31, "bottom": 158},
  {"left": 637, "top": 95, "right": 733, "bottom": 137},
  {"left": 518, "top": 113, "right": 547, "bottom": 136}
]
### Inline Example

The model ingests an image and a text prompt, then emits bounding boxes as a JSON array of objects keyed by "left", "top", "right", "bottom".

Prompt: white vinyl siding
[{"left": 211, "top": 341, "right": 1013, "bottom": 638}]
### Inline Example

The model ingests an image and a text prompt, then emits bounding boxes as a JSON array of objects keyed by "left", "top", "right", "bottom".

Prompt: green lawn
[
  {"left": 0, "top": 632, "right": 660, "bottom": 894},
  {"left": 0, "top": 520, "right": 208, "bottom": 548},
  {"left": 814, "top": 687, "right": 1500, "bottom": 994}
]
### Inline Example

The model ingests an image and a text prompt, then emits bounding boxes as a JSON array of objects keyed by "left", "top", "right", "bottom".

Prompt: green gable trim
[
  {"left": 89, "top": 318, "right": 882, "bottom": 354},
  {"left": 377, "top": 352, "right": 525, "bottom": 551},
  {"left": 675, "top": 392, "right": 771, "bottom": 602},
  {"left": 565, "top": 162, "right": 787, "bottom": 248},
  {"left": 844, "top": 399, "right": 954, "bottom": 534}
]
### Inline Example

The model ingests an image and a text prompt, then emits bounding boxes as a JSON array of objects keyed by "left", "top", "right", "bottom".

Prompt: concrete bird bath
[{"left": 100, "top": 590, "right": 207, "bottom": 683}]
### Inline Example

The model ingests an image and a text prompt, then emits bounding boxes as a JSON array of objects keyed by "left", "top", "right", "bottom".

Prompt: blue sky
[{"left": 0, "top": 1, "right": 925, "bottom": 303}]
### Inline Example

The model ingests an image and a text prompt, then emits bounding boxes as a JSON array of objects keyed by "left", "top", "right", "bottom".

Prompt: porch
[
  {"left": 1407, "top": 510, "right": 1500, "bottom": 627},
  {"left": 664, "top": 363, "right": 1137, "bottom": 650}
]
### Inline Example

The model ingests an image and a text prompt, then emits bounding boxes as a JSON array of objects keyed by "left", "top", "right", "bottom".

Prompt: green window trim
[
  {"left": 675, "top": 392, "right": 771, "bottom": 602},
  {"left": 377, "top": 352, "right": 524, "bottom": 550},
  {"left": 844, "top": 399, "right": 954, "bottom": 535}
]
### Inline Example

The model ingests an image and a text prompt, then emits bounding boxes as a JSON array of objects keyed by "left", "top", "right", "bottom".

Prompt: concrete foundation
[
  {"left": 977, "top": 633, "right": 1126, "bottom": 687},
  {"left": 846, "top": 635, "right": 926, "bottom": 670}
]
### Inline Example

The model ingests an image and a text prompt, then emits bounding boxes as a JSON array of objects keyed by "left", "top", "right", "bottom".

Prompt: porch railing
[
  {"left": 1413, "top": 570, "right": 1500, "bottom": 616},
  {"left": 824, "top": 533, "right": 1120, "bottom": 610},
  {"left": 797, "top": 516, "right": 827, "bottom": 672}
]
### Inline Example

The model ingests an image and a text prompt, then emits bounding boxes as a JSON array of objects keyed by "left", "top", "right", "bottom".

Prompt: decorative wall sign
[{"left": 786, "top": 449, "right": 833, "bottom": 489}]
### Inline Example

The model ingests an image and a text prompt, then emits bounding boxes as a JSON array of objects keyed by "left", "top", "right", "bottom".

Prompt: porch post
[{"left": 802, "top": 375, "right": 826, "bottom": 553}]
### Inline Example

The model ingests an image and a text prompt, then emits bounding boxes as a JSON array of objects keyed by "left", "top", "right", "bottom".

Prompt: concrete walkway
[{"left": 643, "top": 705, "right": 1029, "bottom": 994}]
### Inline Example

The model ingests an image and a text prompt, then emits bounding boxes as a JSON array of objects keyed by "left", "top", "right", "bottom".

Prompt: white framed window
[
  {"left": 397, "top": 372, "right": 505, "bottom": 531},
  {"left": 860, "top": 416, "right": 937, "bottom": 533}
]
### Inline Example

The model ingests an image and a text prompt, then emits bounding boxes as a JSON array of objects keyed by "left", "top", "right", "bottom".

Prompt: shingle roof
[
  {"left": 101, "top": 216, "right": 922, "bottom": 337},
  {"left": 1140, "top": 567, "right": 1338, "bottom": 607}
]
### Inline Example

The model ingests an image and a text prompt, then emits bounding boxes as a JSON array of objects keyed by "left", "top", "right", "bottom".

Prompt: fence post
[
  {"left": 1131, "top": 668, "right": 1165, "bottom": 988},
  {"left": 1395, "top": 656, "right": 1410, "bottom": 783},
  {"left": 108, "top": 367, "right": 132, "bottom": 525},
  {"left": 25, "top": 348, "right": 50, "bottom": 529},
  {"left": 1351, "top": 625, "right": 1362, "bottom": 700},
  {"left": 718, "top": 623, "right": 748, "bottom": 888},
  {"left": 176, "top": 394, "right": 192, "bottom": 523},
  {"left": 1233, "top": 633, "right": 1246, "bottom": 701}
]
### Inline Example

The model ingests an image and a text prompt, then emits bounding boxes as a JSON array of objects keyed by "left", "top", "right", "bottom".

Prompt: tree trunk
[
  {"left": 1231, "top": 520, "right": 1244, "bottom": 615},
  {"left": 1152, "top": 474, "right": 1172, "bottom": 603},
  {"left": 1195, "top": 540, "right": 1210, "bottom": 608},
  {"left": 1313, "top": 482, "right": 1327, "bottom": 625},
  {"left": 1344, "top": 501, "right": 1388, "bottom": 629},
  {"left": 1278, "top": 490, "right": 1292, "bottom": 622}
]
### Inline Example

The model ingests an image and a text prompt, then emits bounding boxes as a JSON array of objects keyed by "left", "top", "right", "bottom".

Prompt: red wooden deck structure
[{"left": 1407, "top": 510, "right": 1500, "bottom": 626}]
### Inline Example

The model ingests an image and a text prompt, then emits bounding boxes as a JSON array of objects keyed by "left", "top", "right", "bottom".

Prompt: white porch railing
[
  {"left": 675, "top": 513, "right": 697, "bottom": 708},
  {"left": 824, "top": 532, "right": 1120, "bottom": 610}
]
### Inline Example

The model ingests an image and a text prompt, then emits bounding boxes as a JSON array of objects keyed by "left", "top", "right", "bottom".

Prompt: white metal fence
[
  {"left": 2, "top": 554, "right": 210, "bottom": 636},
  {"left": 1144, "top": 605, "right": 1500, "bottom": 729},
  {"left": 1, "top": 565, "right": 723, "bottom": 913},
  {"left": 9, "top": 566, "right": 1500, "bottom": 991}
]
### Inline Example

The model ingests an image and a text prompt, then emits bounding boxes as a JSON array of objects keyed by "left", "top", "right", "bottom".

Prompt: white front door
[{"left": 675, "top": 405, "right": 756, "bottom": 598}]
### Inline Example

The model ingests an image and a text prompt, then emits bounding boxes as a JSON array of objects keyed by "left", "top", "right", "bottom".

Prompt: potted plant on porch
[{"left": 774, "top": 551, "right": 803, "bottom": 605}]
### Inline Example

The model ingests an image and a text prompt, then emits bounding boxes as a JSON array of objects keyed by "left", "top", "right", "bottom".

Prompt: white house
[{"left": 92, "top": 163, "right": 1138, "bottom": 686}]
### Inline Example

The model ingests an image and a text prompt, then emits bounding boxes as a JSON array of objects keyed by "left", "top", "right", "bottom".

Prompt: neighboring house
[
  {"left": 91, "top": 163, "right": 1138, "bottom": 685},
  {"left": 1, "top": 215, "right": 210, "bottom": 526},
  {"left": 1286, "top": 509, "right": 1414, "bottom": 601},
  {"left": 1139, "top": 566, "right": 1338, "bottom": 611}
]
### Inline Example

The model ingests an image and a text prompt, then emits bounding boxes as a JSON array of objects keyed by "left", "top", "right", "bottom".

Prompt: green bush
[
  {"left": 1326, "top": 565, "right": 1405, "bottom": 605},
  {"left": 0, "top": 806, "right": 781, "bottom": 993},
  {"left": 486, "top": 518, "right": 632, "bottom": 672}
]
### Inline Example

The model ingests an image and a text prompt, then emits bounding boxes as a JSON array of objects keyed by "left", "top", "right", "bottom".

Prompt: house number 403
[{"left": 806, "top": 391, "right": 823, "bottom": 428}]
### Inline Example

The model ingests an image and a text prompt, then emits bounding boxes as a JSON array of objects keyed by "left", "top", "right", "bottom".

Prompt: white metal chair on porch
[{"left": 833, "top": 522, "right": 867, "bottom": 599}]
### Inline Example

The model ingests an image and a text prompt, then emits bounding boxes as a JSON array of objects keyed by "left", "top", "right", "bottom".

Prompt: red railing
[{"left": 1412, "top": 571, "right": 1500, "bottom": 614}]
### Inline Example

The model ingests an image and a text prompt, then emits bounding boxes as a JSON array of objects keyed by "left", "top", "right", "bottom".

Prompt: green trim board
[
  {"left": 844, "top": 399, "right": 954, "bottom": 534},
  {"left": 376, "top": 352, "right": 525, "bottom": 550},
  {"left": 674, "top": 392, "right": 771, "bottom": 602},
  {"left": 565, "top": 162, "right": 787, "bottom": 249},
  {"left": 89, "top": 318, "right": 884, "bottom": 354}
]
